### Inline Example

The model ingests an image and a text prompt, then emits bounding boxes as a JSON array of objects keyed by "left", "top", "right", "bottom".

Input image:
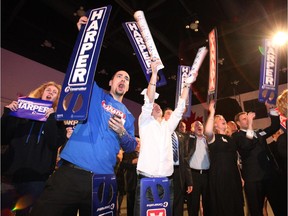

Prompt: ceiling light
[
  {"left": 41, "top": 40, "right": 55, "bottom": 49},
  {"left": 186, "top": 20, "right": 200, "bottom": 31},
  {"left": 74, "top": 6, "right": 86, "bottom": 17},
  {"left": 272, "top": 31, "right": 288, "bottom": 46}
]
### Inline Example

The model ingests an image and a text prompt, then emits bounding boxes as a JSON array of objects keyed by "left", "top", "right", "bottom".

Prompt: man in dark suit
[
  {"left": 162, "top": 109, "right": 193, "bottom": 216},
  {"left": 186, "top": 121, "right": 210, "bottom": 216},
  {"left": 233, "top": 103, "right": 285, "bottom": 216},
  {"left": 172, "top": 120, "right": 193, "bottom": 216}
]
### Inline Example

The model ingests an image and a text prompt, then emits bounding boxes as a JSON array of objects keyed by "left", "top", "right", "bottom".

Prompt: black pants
[
  {"left": 126, "top": 189, "right": 136, "bottom": 216},
  {"left": 245, "top": 177, "right": 287, "bottom": 216},
  {"left": 30, "top": 164, "right": 93, "bottom": 216},
  {"left": 186, "top": 170, "right": 210, "bottom": 216},
  {"left": 173, "top": 166, "right": 185, "bottom": 216}
]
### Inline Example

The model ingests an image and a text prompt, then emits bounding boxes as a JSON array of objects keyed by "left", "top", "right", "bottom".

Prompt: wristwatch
[{"left": 118, "top": 130, "right": 126, "bottom": 138}]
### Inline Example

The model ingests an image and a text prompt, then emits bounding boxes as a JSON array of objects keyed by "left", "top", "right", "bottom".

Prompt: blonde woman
[
  {"left": 1, "top": 81, "right": 66, "bottom": 216},
  {"left": 204, "top": 100, "right": 244, "bottom": 216}
]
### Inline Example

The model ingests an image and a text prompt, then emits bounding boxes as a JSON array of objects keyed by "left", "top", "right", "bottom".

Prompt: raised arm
[
  {"left": 205, "top": 100, "right": 216, "bottom": 142},
  {"left": 180, "top": 69, "right": 199, "bottom": 101},
  {"left": 146, "top": 58, "right": 161, "bottom": 103}
]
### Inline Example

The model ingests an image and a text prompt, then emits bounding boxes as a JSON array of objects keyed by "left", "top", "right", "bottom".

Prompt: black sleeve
[
  {"left": 232, "top": 131, "right": 256, "bottom": 151},
  {"left": 263, "top": 114, "right": 280, "bottom": 139},
  {"left": 43, "top": 113, "right": 67, "bottom": 150},
  {"left": 1, "top": 107, "right": 20, "bottom": 146}
]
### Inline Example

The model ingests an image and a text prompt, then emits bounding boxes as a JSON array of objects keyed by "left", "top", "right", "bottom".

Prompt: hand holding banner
[
  {"left": 9, "top": 97, "right": 53, "bottom": 121},
  {"left": 56, "top": 6, "right": 112, "bottom": 121}
]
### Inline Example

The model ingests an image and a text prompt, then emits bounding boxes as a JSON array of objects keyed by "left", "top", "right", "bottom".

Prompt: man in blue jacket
[{"left": 31, "top": 70, "right": 137, "bottom": 216}]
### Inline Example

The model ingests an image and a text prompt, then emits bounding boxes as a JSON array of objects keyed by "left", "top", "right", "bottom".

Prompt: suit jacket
[
  {"left": 232, "top": 114, "right": 280, "bottom": 182},
  {"left": 175, "top": 131, "right": 193, "bottom": 187},
  {"left": 186, "top": 133, "right": 209, "bottom": 167}
]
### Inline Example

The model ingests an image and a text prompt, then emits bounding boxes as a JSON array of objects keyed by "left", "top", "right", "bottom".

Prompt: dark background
[{"left": 2, "top": 0, "right": 287, "bottom": 109}]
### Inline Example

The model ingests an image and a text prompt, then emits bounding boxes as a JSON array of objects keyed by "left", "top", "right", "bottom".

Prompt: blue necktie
[{"left": 172, "top": 132, "right": 179, "bottom": 163}]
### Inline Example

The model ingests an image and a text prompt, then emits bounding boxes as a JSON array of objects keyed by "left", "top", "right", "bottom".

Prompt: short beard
[{"left": 115, "top": 90, "right": 125, "bottom": 96}]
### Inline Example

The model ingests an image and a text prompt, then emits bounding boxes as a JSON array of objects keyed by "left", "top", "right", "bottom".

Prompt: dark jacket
[
  {"left": 121, "top": 151, "right": 139, "bottom": 192},
  {"left": 176, "top": 131, "right": 193, "bottom": 187},
  {"left": 1, "top": 107, "right": 66, "bottom": 182},
  {"left": 232, "top": 114, "right": 280, "bottom": 182},
  {"left": 187, "top": 133, "right": 210, "bottom": 165}
]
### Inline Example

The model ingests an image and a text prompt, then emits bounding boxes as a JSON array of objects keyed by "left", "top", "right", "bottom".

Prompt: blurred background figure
[
  {"left": 226, "top": 121, "right": 238, "bottom": 136},
  {"left": 115, "top": 149, "right": 125, "bottom": 216},
  {"left": 121, "top": 137, "right": 141, "bottom": 216}
]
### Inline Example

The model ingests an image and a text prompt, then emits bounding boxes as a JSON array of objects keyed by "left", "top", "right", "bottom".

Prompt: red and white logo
[{"left": 146, "top": 208, "right": 166, "bottom": 216}]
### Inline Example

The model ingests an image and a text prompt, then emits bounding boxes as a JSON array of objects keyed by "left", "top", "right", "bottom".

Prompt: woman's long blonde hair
[
  {"left": 28, "top": 81, "right": 62, "bottom": 110},
  {"left": 214, "top": 114, "right": 226, "bottom": 134},
  {"left": 276, "top": 89, "right": 288, "bottom": 118}
]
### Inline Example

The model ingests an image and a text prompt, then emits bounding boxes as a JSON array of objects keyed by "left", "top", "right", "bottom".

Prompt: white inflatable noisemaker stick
[
  {"left": 134, "top": 10, "right": 164, "bottom": 71},
  {"left": 185, "top": 46, "right": 208, "bottom": 84}
]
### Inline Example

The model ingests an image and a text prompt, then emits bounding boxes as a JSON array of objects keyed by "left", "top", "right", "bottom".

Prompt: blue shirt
[{"left": 61, "top": 82, "right": 136, "bottom": 174}]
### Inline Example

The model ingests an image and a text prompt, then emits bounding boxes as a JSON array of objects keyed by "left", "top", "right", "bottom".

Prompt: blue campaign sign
[
  {"left": 56, "top": 6, "right": 112, "bottom": 121},
  {"left": 92, "top": 174, "right": 117, "bottom": 216},
  {"left": 175, "top": 66, "right": 192, "bottom": 118},
  {"left": 122, "top": 22, "right": 167, "bottom": 87},
  {"left": 258, "top": 39, "right": 279, "bottom": 104},
  {"left": 140, "top": 178, "right": 171, "bottom": 216}
]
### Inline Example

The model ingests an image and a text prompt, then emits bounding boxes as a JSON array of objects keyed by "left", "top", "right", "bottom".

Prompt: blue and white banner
[
  {"left": 56, "top": 6, "right": 112, "bottom": 121},
  {"left": 175, "top": 66, "right": 192, "bottom": 118},
  {"left": 92, "top": 174, "right": 117, "bottom": 216},
  {"left": 258, "top": 39, "right": 279, "bottom": 104},
  {"left": 9, "top": 97, "right": 52, "bottom": 121},
  {"left": 122, "top": 21, "right": 167, "bottom": 87},
  {"left": 140, "top": 178, "right": 171, "bottom": 216}
]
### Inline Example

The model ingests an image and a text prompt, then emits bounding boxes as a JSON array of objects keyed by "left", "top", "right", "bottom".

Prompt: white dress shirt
[
  {"left": 189, "top": 135, "right": 210, "bottom": 170},
  {"left": 137, "top": 89, "right": 186, "bottom": 177}
]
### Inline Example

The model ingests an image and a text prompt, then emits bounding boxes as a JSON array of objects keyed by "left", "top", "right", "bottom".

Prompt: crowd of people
[{"left": 1, "top": 15, "right": 287, "bottom": 216}]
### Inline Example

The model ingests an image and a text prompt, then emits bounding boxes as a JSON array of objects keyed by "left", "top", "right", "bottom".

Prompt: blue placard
[
  {"left": 258, "top": 39, "right": 279, "bottom": 104},
  {"left": 140, "top": 178, "right": 171, "bottom": 216},
  {"left": 9, "top": 97, "right": 52, "bottom": 121},
  {"left": 56, "top": 6, "right": 112, "bottom": 121},
  {"left": 92, "top": 174, "right": 117, "bottom": 216},
  {"left": 122, "top": 22, "right": 167, "bottom": 87},
  {"left": 175, "top": 66, "right": 192, "bottom": 118}
]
